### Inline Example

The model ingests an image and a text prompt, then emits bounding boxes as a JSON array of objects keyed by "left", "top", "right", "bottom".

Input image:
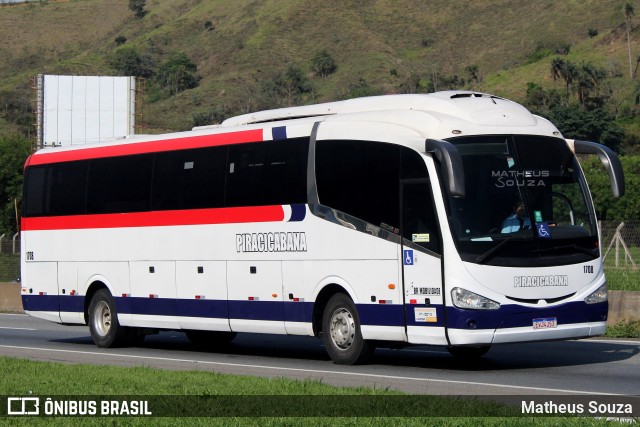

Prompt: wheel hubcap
[
  {"left": 330, "top": 308, "right": 355, "bottom": 350},
  {"left": 93, "top": 301, "right": 111, "bottom": 337}
]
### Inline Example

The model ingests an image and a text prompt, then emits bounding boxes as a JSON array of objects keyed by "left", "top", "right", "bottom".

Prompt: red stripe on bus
[
  {"left": 21, "top": 206, "right": 285, "bottom": 231},
  {"left": 28, "top": 129, "right": 264, "bottom": 165}
]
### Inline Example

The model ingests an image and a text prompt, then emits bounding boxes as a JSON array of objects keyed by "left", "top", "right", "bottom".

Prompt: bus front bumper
[{"left": 447, "top": 320, "right": 607, "bottom": 346}]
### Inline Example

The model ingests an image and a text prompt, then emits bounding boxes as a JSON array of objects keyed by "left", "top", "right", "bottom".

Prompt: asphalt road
[{"left": 1, "top": 313, "right": 639, "bottom": 397}]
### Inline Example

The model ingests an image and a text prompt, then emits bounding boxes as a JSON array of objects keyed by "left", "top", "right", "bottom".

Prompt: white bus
[{"left": 21, "top": 91, "right": 624, "bottom": 364}]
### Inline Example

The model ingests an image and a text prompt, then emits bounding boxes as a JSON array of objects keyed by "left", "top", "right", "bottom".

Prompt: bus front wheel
[
  {"left": 322, "top": 293, "right": 374, "bottom": 365},
  {"left": 88, "top": 289, "right": 132, "bottom": 348}
]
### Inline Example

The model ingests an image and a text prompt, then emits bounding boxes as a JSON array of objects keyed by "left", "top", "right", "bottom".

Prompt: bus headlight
[
  {"left": 584, "top": 283, "right": 607, "bottom": 304},
  {"left": 451, "top": 287, "right": 500, "bottom": 310}
]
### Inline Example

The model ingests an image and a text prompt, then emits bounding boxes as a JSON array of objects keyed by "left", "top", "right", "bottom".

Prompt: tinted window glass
[
  {"left": 153, "top": 147, "right": 226, "bottom": 210},
  {"left": 400, "top": 148, "right": 440, "bottom": 254},
  {"left": 24, "top": 162, "right": 88, "bottom": 217},
  {"left": 47, "top": 161, "right": 88, "bottom": 216},
  {"left": 24, "top": 166, "right": 47, "bottom": 217},
  {"left": 445, "top": 135, "right": 598, "bottom": 267},
  {"left": 226, "top": 139, "right": 309, "bottom": 207},
  {"left": 87, "top": 155, "right": 153, "bottom": 214},
  {"left": 316, "top": 140, "right": 401, "bottom": 230}
]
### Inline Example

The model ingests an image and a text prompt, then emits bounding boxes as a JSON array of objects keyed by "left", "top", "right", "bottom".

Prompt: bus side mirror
[
  {"left": 425, "top": 139, "right": 466, "bottom": 198},
  {"left": 574, "top": 140, "right": 625, "bottom": 198}
]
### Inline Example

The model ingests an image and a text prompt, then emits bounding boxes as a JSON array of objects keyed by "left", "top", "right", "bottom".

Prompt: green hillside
[{"left": 0, "top": 0, "right": 638, "bottom": 141}]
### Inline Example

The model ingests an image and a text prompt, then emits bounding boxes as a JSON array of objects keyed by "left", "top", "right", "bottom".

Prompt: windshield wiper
[
  {"left": 531, "top": 244, "right": 598, "bottom": 257},
  {"left": 475, "top": 236, "right": 514, "bottom": 264}
]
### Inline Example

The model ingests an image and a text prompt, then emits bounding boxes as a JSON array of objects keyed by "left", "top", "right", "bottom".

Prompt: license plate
[{"left": 533, "top": 317, "right": 557, "bottom": 329}]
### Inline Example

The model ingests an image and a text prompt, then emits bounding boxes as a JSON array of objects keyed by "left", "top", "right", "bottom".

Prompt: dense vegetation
[{"left": 1, "top": 0, "right": 640, "bottom": 234}]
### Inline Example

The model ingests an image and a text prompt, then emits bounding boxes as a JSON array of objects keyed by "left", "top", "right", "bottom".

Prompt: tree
[
  {"left": 576, "top": 62, "right": 607, "bottom": 107},
  {"left": 261, "top": 64, "right": 312, "bottom": 107},
  {"left": 347, "top": 78, "right": 378, "bottom": 98},
  {"left": 550, "top": 57, "right": 565, "bottom": 83},
  {"left": 550, "top": 59, "right": 607, "bottom": 107},
  {"left": 465, "top": 64, "right": 481, "bottom": 86},
  {"left": 129, "top": 0, "right": 147, "bottom": 19},
  {"left": 310, "top": 50, "right": 337, "bottom": 77},
  {"left": 633, "top": 55, "right": 640, "bottom": 78},
  {"left": 398, "top": 73, "right": 421, "bottom": 94},
  {"left": 525, "top": 82, "right": 566, "bottom": 112},
  {"left": 0, "top": 134, "right": 31, "bottom": 234},
  {"left": 547, "top": 105, "right": 625, "bottom": 151},
  {"left": 109, "top": 46, "right": 154, "bottom": 78},
  {"left": 0, "top": 89, "right": 33, "bottom": 136},
  {"left": 550, "top": 58, "right": 579, "bottom": 99},
  {"left": 192, "top": 106, "right": 228, "bottom": 127},
  {"left": 581, "top": 155, "right": 640, "bottom": 221},
  {"left": 633, "top": 80, "right": 640, "bottom": 105},
  {"left": 624, "top": 1, "right": 635, "bottom": 78},
  {"left": 155, "top": 53, "right": 199, "bottom": 95}
]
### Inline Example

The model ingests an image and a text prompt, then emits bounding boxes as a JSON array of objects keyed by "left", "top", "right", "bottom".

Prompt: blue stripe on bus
[
  {"left": 357, "top": 304, "right": 405, "bottom": 327},
  {"left": 444, "top": 300, "right": 608, "bottom": 330},
  {"left": 288, "top": 204, "right": 306, "bottom": 222},
  {"left": 272, "top": 126, "right": 287, "bottom": 141},
  {"left": 23, "top": 296, "right": 607, "bottom": 329}
]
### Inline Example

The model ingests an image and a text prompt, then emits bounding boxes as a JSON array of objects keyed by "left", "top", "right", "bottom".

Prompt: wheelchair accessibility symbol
[
  {"left": 403, "top": 249, "right": 414, "bottom": 265},
  {"left": 536, "top": 222, "right": 551, "bottom": 239}
]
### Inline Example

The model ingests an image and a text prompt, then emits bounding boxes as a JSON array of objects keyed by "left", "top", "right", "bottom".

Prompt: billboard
[{"left": 35, "top": 75, "right": 136, "bottom": 148}]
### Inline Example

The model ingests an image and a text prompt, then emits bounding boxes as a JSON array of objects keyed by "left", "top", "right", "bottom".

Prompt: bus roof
[
  {"left": 29, "top": 91, "right": 562, "bottom": 162},
  {"left": 222, "top": 91, "right": 542, "bottom": 128}
]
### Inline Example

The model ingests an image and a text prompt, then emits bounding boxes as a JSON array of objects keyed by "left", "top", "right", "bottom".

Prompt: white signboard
[{"left": 37, "top": 75, "right": 136, "bottom": 147}]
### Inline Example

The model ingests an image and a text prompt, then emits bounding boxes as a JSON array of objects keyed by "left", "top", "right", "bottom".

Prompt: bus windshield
[{"left": 445, "top": 135, "right": 599, "bottom": 267}]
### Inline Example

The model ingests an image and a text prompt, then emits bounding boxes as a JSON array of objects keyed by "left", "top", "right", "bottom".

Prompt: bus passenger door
[{"left": 400, "top": 179, "right": 447, "bottom": 345}]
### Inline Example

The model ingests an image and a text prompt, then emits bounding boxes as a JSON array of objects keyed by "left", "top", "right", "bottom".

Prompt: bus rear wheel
[
  {"left": 88, "top": 289, "right": 132, "bottom": 348},
  {"left": 322, "top": 293, "right": 374, "bottom": 365}
]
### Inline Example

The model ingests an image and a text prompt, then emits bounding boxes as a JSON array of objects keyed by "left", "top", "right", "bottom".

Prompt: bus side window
[
  {"left": 24, "top": 162, "right": 89, "bottom": 217},
  {"left": 152, "top": 146, "right": 226, "bottom": 211},
  {"left": 24, "top": 166, "right": 47, "bottom": 217},
  {"left": 86, "top": 154, "right": 153, "bottom": 214},
  {"left": 48, "top": 161, "right": 89, "bottom": 216},
  {"left": 316, "top": 140, "right": 400, "bottom": 233},
  {"left": 226, "top": 139, "right": 309, "bottom": 207}
]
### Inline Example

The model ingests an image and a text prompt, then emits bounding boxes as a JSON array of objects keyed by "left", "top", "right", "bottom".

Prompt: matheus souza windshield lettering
[{"left": 446, "top": 135, "right": 598, "bottom": 267}]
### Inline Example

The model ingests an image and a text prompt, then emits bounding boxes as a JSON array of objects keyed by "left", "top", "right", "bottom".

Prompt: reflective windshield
[{"left": 445, "top": 135, "right": 599, "bottom": 267}]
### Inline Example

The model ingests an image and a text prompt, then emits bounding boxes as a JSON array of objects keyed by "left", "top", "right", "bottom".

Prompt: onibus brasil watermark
[{"left": 6, "top": 397, "right": 151, "bottom": 416}]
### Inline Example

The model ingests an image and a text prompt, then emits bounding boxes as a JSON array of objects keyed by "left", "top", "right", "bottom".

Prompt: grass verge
[
  {"left": 606, "top": 320, "right": 640, "bottom": 339},
  {"left": 604, "top": 266, "right": 640, "bottom": 292},
  {"left": 0, "top": 254, "right": 19, "bottom": 282},
  {"left": 0, "top": 357, "right": 630, "bottom": 426}
]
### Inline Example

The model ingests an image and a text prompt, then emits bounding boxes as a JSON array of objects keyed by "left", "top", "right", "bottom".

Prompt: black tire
[
  {"left": 446, "top": 345, "right": 491, "bottom": 359},
  {"left": 88, "top": 289, "right": 132, "bottom": 348},
  {"left": 322, "top": 293, "right": 375, "bottom": 365},
  {"left": 185, "top": 330, "right": 237, "bottom": 350}
]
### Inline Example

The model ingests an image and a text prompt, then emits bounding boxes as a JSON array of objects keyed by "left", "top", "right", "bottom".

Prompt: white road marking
[
  {"left": 0, "top": 327, "right": 36, "bottom": 331},
  {"left": 0, "top": 344, "right": 629, "bottom": 396},
  {"left": 582, "top": 338, "right": 640, "bottom": 345}
]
